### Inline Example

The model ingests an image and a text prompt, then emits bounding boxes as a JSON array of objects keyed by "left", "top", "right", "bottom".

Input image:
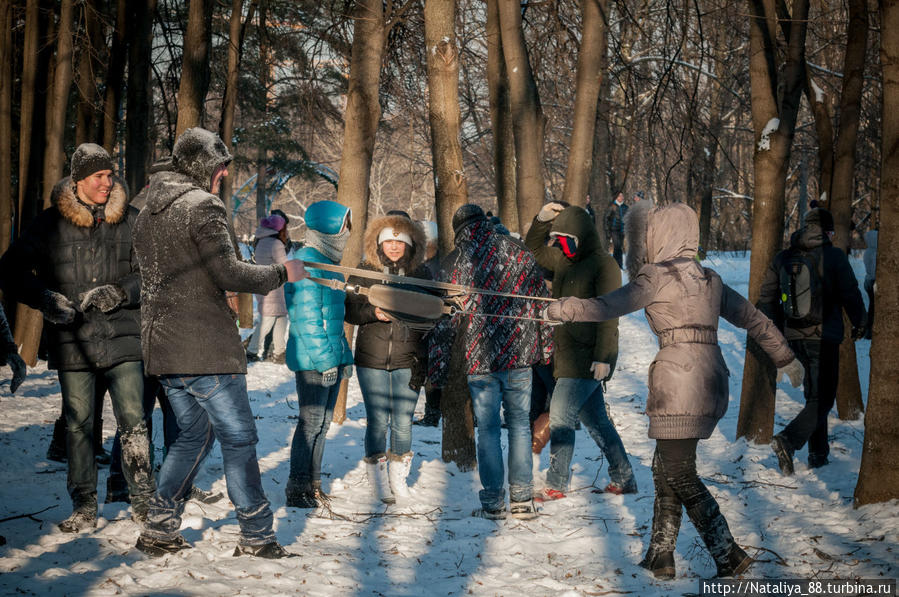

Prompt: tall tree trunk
[
  {"left": 125, "top": 0, "right": 157, "bottom": 195},
  {"left": 737, "top": 0, "right": 809, "bottom": 443},
  {"left": 74, "top": 0, "right": 103, "bottom": 145},
  {"left": 497, "top": 0, "right": 545, "bottom": 232},
  {"left": 855, "top": 0, "right": 899, "bottom": 506},
  {"left": 100, "top": 0, "right": 127, "bottom": 153},
  {"left": 830, "top": 0, "right": 868, "bottom": 421},
  {"left": 485, "top": 0, "right": 517, "bottom": 233},
  {"left": 562, "top": 0, "right": 607, "bottom": 208},
  {"left": 425, "top": 0, "right": 475, "bottom": 469},
  {"left": 41, "top": 0, "right": 75, "bottom": 208},
  {"left": 255, "top": 2, "right": 268, "bottom": 223},
  {"left": 0, "top": 0, "right": 13, "bottom": 251},
  {"left": 175, "top": 0, "right": 214, "bottom": 137},
  {"left": 589, "top": 22, "right": 612, "bottom": 249}
]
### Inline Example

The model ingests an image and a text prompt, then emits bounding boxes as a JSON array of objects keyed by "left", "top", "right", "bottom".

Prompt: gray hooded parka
[{"left": 547, "top": 203, "right": 794, "bottom": 439}]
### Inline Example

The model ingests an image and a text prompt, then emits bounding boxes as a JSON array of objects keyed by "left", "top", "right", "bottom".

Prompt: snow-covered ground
[{"left": 1, "top": 253, "right": 895, "bottom": 596}]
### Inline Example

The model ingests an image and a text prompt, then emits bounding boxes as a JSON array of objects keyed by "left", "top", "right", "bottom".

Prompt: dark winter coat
[
  {"left": 133, "top": 170, "right": 286, "bottom": 375},
  {"left": 0, "top": 177, "right": 142, "bottom": 371},
  {"left": 604, "top": 201, "right": 628, "bottom": 237},
  {"left": 345, "top": 214, "right": 431, "bottom": 378},
  {"left": 428, "top": 217, "right": 552, "bottom": 387},
  {"left": 548, "top": 203, "right": 795, "bottom": 440},
  {"left": 758, "top": 222, "right": 866, "bottom": 342},
  {"left": 525, "top": 207, "right": 620, "bottom": 380}
]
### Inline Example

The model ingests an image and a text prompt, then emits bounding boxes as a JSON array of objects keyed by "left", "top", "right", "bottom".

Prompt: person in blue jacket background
[{"left": 284, "top": 200, "right": 355, "bottom": 508}]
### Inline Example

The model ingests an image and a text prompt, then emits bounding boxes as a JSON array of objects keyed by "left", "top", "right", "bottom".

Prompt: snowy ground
[{"left": 0, "top": 253, "right": 896, "bottom": 596}]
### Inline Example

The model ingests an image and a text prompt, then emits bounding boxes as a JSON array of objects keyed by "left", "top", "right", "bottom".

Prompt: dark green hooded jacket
[{"left": 526, "top": 206, "right": 620, "bottom": 379}]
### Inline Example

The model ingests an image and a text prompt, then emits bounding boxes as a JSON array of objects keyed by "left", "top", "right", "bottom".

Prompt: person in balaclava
[
  {"left": 284, "top": 199, "right": 355, "bottom": 508},
  {"left": 132, "top": 127, "right": 306, "bottom": 559},
  {"left": 0, "top": 142, "right": 155, "bottom": 533},
  {"left": 545, "top": 202, "right": 803, "bottom": 579}
]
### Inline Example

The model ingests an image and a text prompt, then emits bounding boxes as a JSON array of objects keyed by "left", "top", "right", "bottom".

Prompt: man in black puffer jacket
[{"left": 0, "top": 143, "right": 155, "bottom": 532}]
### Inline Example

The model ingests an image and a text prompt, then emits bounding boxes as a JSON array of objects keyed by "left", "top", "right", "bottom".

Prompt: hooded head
[
  {"left": 792, "top": 207, "right": 834, "bottom": 250},
  {"left": 303, "top": 200, "right": 352, "bottom": 262},
  {"left": 364, "top": 212, "right": 427, "bottom": 270},
  {"left": 804, "top": 208, "right": 834, "bottom": 233},
  {"left": 171, "top": 128, "right": 233, "bottom": 191},
  {"left": 645, "top": 203, "right": 699, "bottom": 264},
  {"left": 549, "top": 206, "right": 597, "bottom": 262}
]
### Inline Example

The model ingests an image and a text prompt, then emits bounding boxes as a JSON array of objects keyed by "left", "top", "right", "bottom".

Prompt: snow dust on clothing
[
  {"left": 0, "top": 176, "right": 142, "bottom": 371},
  {"left": 133, "top": 131, "right": 287, "bottom": 377},
  {"left": 427, "top": 216, "right": 552, "bottom": 387},
  {"left": 548, "top": 202, "right": 795, "bottom": 440},
  {"left": 525, "top": 206, "right": 620, "bottom": 380}
]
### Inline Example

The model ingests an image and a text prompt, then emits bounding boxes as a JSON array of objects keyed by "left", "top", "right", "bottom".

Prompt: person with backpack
[{"left": 758, "top": 208, "right": 866, "bottom": 475}]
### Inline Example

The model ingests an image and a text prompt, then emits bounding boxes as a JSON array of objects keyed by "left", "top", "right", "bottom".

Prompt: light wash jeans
[
  {"left": 546, "top": 377, "right": 635, "bottom": 491},
  {"left": 358, "top": 367, "right": 418, "bottom": 457},
  {"left": 144, "top": 374, "right": 275, "bottom": 546},
  {"left": 467, "top": 368, "right": 533, "bottom": 510}
]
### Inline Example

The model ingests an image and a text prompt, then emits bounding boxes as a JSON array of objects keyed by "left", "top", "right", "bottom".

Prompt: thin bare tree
[
  {"left": 175, "top": 0, "right": 214, "bottom": 136},
  {"left": 41, "top": 0, "right": 75, "bottom": 207}
]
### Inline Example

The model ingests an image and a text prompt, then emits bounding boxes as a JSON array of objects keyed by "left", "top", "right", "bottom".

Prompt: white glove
[
  {"left": 537, "top": 202, "right": 565, "bottom": 222},
  {"left": 321, "top": 367, "right": 338, "bottom": 387},
  {"left": 777, "top": 359, "right": 805, "bottom": 388},
  {"left": 342, "top": 365, "right": 354, "bottom": 380},
  {"left": 590, "top": 361, "right": 610, "bottom": 381}
]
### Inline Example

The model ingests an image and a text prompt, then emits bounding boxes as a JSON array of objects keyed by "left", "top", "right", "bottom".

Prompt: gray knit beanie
[{"left": 71, "top": 143, "right": 114, "bottom": 182}]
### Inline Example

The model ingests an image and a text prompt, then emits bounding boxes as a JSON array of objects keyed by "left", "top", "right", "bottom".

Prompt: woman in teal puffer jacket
[{"left": 284, "top": 200, "right": 355, "bottom": 508}]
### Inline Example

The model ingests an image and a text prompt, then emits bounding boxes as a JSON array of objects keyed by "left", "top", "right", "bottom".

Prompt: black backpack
[{"left": 778, "top": 248, "right": 824, "bottom": 327}]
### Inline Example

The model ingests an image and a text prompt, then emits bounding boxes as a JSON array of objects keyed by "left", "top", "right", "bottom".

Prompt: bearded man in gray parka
[{"left": 546, "top": 202, "right": 803, "bottom": 579}]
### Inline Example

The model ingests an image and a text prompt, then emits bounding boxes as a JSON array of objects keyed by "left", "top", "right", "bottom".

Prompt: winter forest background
[{"left": 1, "top": 0, "right": 898, "bottom": 593}]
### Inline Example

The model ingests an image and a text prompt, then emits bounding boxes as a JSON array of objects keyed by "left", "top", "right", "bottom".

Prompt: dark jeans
[
  {"left": 864, "top": 279, "right": 875, "bottom": 337},
  {"left": 109, "top": 376, "right": 179, "bottom": 478},
  {"left": 611, "top": 231, "right": 624, "bottom": 270},
  {"left": 529, "top": 363, "right": 555, "bottom": 425},
  {"left": 358, "top": 367, "right": 418, "bottom": 457},
  {"left": 145, "top": 374, "right": 274, "bottom": 546},
  {"left": 779, "top": 339, "right": 840, "bottom": 461},
  {"left": 288, "top": 370, "right": 344, "bottom": 486},
  {"left": 652, "top": 438, "right": 737, "bottom": 561},
  {"left": 57, "top": 361, "right": 153, "bottom": 508}
]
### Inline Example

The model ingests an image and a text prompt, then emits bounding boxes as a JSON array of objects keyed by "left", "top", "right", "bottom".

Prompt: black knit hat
[
  {"left": 805, "top": 208, "right": 834, "bottom": 232},
  {"left": 71, "top": 143, "right": 114, "bottom": 182},
  {"left": 452, "top": 204, "right": 486, "bottom": 234}
]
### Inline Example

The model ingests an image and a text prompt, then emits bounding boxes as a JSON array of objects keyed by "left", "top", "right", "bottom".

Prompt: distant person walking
[{"left": 604, "top": 191, "right": 628, "bottom": 269}]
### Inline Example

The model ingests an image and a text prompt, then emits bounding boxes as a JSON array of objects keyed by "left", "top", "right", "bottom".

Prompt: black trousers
[
  {"left": 780, "top": 339, "right": 840, "bottom": 460},
  {"left": 611, "top": 231, "right": 624, "bottom": 270}
]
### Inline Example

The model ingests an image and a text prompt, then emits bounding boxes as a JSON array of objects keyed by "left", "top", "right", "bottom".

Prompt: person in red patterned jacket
[{"left": 428, "top": 204, "right": 552, "bottom": 521}]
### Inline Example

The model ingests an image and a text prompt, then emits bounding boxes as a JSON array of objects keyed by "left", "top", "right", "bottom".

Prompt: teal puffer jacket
[{"left": 285, "top": 245, "right": 354, "bottom": 373}]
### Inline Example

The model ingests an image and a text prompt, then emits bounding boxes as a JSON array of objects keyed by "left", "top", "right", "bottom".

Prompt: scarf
[{"left": 305, "top": 228, "right": 350, "bottom": 263}]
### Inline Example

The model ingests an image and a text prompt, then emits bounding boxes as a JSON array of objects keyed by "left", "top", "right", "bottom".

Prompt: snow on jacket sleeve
[
  {"left": 190, "top": 194, "right": 285, "bottom": 294},
  {"left": 286, "top": 276, "right": 342, "bottom": 372},
  {"left": 720, "top": 282, "right": 794, "bottom": 368}
]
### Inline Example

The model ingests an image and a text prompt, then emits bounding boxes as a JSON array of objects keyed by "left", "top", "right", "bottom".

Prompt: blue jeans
[
  {"left": 145, "top": 374, "right": 275, "bottom": 546},
  {"left": 468, "top": 368, "right": 533, "bottom": 509},
  {"left": 289, "top": 370, "right": 344, "bottom": 486},
  {"left": 358, "top": 367, "right": 418, "bottom": 457},
  {"left": 546, "top": 377, "right": 635, "bottom": 491},
  {"left": 58, "top": 360, "right": 152, "bottom": 507}
]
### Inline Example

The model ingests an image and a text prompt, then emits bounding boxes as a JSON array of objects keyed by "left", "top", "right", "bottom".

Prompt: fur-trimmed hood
[
  {"left": 51, "top": 176, "right": 130, "bottom": 228},
  {"left": 363, "top": 214, "right": 427, "bottom": 270}
]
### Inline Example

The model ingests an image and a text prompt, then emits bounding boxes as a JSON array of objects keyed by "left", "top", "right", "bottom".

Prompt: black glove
[
  {"left": 8, "top": 353, "right": 26, "bottom": 394},
  {"left": 39, "top": 290, "right": 77, "bottom": 325},
  {"left": 79, "top": 284, "right": 127, "bottom": 313},
  {"left": 851, "top": 325, "right": 867, "bottom": 340}
]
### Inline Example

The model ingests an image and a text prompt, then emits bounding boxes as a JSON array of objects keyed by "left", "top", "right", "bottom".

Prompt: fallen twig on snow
[
  {"left": 0, "top": 505, "right": 57, "bottom": 524},
  {"left": 743, "top": 543, "right": 787, "bottom": 566}
]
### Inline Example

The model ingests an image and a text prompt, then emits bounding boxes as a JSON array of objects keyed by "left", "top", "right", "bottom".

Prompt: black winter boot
[
  {"left": 136, "top": 534, "right": 191, "bottom": 557},
  {"left": 715, "top": 544, "right": 753, "bottom": 578},
  {"left": 771, "top": 434, "right": 794, "bottom": 476},
  {"left": 639, "top": 496, "right": 681, "bottom": 579},
  {"left": 686, "top": 496, "right": 752, "bottom": 578},
  {"left": 285, "top": 478, "right": 317, "bottom": 508},
  {"left": 233, "top": 542, "right": 298, "bottom": 558},
  {"left": 105, "top": 474, "right": 130, "bottom": 504}
]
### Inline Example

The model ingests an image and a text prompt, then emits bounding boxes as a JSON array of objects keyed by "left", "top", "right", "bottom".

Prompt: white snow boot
[
  {"left": 388, "top": 451, "right": 413, "bottom": 502},
  {"left": 366, "top": 454, "right": 394, "bottom": 504}
]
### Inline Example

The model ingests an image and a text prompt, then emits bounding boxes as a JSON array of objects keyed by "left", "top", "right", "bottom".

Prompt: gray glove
[
  {"left": 543, "top": 300, "right": 564, "bottom": 322},
  {"left": 537, "top": 202, "right": 565, "bottom": 222},
  {"left": 342, "top": 365, "right": 354, "bottom": 380},
  {"left": 79, "top": 284, "right": 127, "bottom": 313},
  {"left": 39, "top": 290, "right": 77, "bottom": 325},
  {"left": 8, "top": 353, "right": 26, "bottom": 394},
  {"left": 590, "top": 361, "right": 610, "bottom": 381},
  {"left": 777, "top": 359, "right": 805, "bottom": 388},
  {"left": 321, "top": 367, "right": 338, "bottom": 387}
]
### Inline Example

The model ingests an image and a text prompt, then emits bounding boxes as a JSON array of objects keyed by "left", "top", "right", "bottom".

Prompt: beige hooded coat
[{"left": 547, "top": 203, "right": 794, "bottom": 439}]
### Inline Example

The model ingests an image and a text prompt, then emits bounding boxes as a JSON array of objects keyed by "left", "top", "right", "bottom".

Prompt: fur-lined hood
[
  {"left": 51, "top": 176, "right": 130, "bottom": 228},
  {"left": 363, "top": 213, "right": 427, "bottom": 270}
]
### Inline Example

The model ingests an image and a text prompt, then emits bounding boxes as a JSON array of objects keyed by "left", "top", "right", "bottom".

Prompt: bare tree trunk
[
  {"left": 425, "top": 0, "right": 475, "bottom": 469},
  {"left": 562, "top": 0, "right": 607, "bottom": 208},
  {"left": 855, "top": 0, "right": 899, "bottom": 506},
  {"left": 497, "top": 0, "right": 545, "bottom": 232},
  {"left": 0, "top": 0, "right": 13, "bottom": 251},
  {"left": 125, "top": 0, "right": 157, "bottom": 194},
  {"left": 830, "top": 0, "right": 868, "bottom": 421},
  {"left": 175, "top": 0, "right": 213, "bottom": 137},
  {"left": 41, "top": 0, "right": 75, "bottom": 208},
  {"left": 737, "top": 0, "right": 809, "bottom": 443},
  {"left": 74, "top": 0, "right": 103, "bottom": 145},
  {"left": 100, "top": 0, "right": 127, "bottom": 153},
  {"left": 255, "top": 2, "right": 268, "bottom": 223},
  {"left": 485, "top": 0, "right": 517, "bottom": 233}
]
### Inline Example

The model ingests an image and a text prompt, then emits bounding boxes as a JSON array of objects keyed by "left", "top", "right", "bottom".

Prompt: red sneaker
[{"left": 534, "top": 488, "right": 566, "bottom": 502}]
